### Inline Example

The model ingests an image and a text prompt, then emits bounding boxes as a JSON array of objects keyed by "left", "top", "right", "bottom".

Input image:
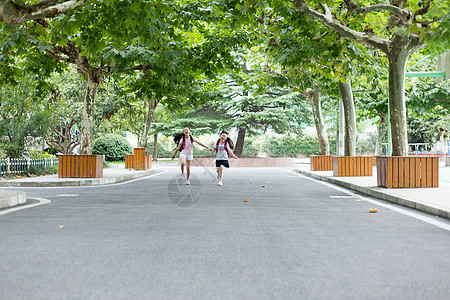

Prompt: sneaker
[
  {"left": 186, "top": 180, "right": 190, "bottom": 185},
  {"left": 217, "top": 181, "right": 223, "bottom": 186},
  {"left": 179, "top": 174, "right": 184, "bottom": 180}
]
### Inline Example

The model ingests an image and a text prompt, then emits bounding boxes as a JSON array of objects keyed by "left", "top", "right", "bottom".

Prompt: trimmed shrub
[
  {"left": 27, "top": 150, "right": 57, "bottom": 159},
  {"left": 265, "top": 136, "right": 337, "bottom": 157},
  {"left": 93, "top": 134, "right": 133, "bottom": 161}
]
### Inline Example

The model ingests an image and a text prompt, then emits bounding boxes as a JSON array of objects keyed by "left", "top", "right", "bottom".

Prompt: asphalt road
[{"left": 1, "top": 166, "right": 450, "bottom": 300}]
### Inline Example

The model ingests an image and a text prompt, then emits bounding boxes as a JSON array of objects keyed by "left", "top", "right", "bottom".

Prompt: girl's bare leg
[
  {"left": 180, "top": 156, "right": 186, "bottom": 178},
  {"left": 186, "top": 160, "right": 192, "bottom": 180},
  {"left": 219, "top": 165, "right": 224, "bottom": 181}
]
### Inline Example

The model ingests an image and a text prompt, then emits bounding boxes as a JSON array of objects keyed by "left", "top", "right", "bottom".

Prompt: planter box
[
  {"left": 377, "top": 156, "right": 439, "bottom": 188},
  {"left": 333, "top": 156, "right": 373, "bottom": 177},
  {"left": 310, "top": 155, "right": 333, "bottom": 171},
  {"left": 372, "top": 156, "right": 377, "bottom": 167},
  {"left": 58, "top": 155, "right": 103, "bottom": 178},
  {"left": 125, "top": 148, "right": 152, "bottom": 170}
]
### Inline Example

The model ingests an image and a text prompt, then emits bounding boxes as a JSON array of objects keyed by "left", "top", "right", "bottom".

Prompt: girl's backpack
[
  {"left": 215, "top": 137, "right": 234, "bottom": 155},
  {"left": 174, "top": 133, "right": 194, "bottom": 152}
]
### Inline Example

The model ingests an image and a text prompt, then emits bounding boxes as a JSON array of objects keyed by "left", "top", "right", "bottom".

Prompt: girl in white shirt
[{"left": 214, "top": 131, "right": 238, "bottom": 186}]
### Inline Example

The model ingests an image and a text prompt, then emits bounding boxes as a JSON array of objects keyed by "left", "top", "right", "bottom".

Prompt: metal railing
[{"left": 0, "top": 158, "right": 59, "bottom": 176}]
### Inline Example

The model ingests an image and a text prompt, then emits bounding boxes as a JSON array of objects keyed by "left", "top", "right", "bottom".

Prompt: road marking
[
  {"left": 288, "top": 170, "right": 450, "bottom": 232},
  {"left": 56, "top": 194, "right": 80, "bottom": 197},
  {"left": 0, "top": 197, "right": 51, "bottom": 216}
]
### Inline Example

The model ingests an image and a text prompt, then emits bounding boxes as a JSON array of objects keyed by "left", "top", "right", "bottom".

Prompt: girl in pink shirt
[{"left": 171, "top": 127, "right": 213, "bottom": 185}]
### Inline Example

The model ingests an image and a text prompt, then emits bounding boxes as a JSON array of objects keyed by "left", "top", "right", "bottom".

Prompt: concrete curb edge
[{"left": 0, "top": 169, "right": 161, "bottom": 188}]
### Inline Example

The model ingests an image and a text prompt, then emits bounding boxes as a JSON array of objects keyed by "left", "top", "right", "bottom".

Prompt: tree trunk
[
  {"left": 338, "top": 98, "right": 344, "bottom": 156},
  {"left": 0, "top": 0, "right": 85, "bottom": 25},
  {"left": 376, "top": 112, "right": 387, "bottom": 156},
  {"left": 80, "top": 77, "right": 98, "bottom": 155},
  {"left": 387, "top": 46, "right": 410, "bottom": 156},
  {"left": 153, "top": 133, "right": 158, "bottom": 161},
  {"left": 234, "top": 128, "right": 246, "bottom": 156},
  {"left": 138, "top": 97, "right": 158, "bottom": 149},
  {"left": 308, "top": 89, "right": 329, "bottom": 155},
  {"left": 338, "top": 81, "right": 356, "bottom": 156}
]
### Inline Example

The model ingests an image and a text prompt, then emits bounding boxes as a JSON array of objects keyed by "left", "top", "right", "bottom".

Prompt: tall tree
[{"left": 292, "top": 0, "right": 449, "bottom": 155}]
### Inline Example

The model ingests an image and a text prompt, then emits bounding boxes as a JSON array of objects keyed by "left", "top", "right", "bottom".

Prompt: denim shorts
[{"left": 180, "top": 153, "right": 193, "bottom": 161}]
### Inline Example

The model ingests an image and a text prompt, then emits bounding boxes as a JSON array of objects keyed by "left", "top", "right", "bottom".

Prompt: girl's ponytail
[
  {"left": 226, "top": 137, "right": 235, "bottom": 150},
  {"left": 173, "top": 133, "right": 183, "bottom": 144}
]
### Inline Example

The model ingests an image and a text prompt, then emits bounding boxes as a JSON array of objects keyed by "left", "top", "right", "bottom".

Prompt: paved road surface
[{"left": 1, "top": 167, "right": 450, "bottom": 299}]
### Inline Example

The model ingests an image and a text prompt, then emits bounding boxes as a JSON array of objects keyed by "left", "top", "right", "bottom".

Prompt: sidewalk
[
  {"left": 0, "top": 165, "right": 161, "bottom": 209},
  {"left": 294, "top": 161, "right": 450, "bottom": 219}
]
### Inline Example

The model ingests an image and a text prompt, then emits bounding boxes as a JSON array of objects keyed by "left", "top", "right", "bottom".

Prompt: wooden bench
[
  {"left": 125, "top": 148, "right": 152, "bottom": 170},
  {"left": 377, "top": 156, "right": 439, "bottom": 188},
  {"left": 58, "top": 155, "right": 103, "bottom": 178},
  {"left": 333, "top": 156, "right": 373, "bottom": 177},
  {"left": 310, "top": 155, "right": 333, "bottom": 171}
]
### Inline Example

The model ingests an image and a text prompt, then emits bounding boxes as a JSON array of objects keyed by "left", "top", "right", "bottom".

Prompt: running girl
[
  {"left": 171, "top": 127, "right": 213, "bottom": 185},
  {"left": 214, "top": 131, "right": 238, "bottom": 186}
]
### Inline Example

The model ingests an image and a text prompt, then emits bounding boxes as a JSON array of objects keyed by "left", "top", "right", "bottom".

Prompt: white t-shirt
[{"left": 216, "top": 141, "right": 228, "bottom": 160}]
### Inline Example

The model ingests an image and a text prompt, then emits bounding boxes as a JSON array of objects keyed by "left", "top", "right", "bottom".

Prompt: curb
[
  {"left": 0, "top": 191, "right": 26, "bottom": 209},
  {"left": 295, "top": 169, "right": 450, "bottom": 219},
  {"left": 0, "top": 169, "right": 161, "bottom": 188}
]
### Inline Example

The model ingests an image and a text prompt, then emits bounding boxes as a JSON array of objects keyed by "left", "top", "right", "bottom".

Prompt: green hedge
[
  {"left": 265, "top": 136, "right": 336, "bottom": 157},
  {"left": 242, "top": 140, "right": 259, "bottom": 156},
  {"left": 147, "top": 143, "right": 173, "bottom": 158},
  {"left": 93, "top": 134, "right": 133, "bottom": 161}
]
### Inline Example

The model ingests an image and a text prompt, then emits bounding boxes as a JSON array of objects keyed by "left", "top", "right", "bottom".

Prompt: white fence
[{"left": 0, "top": 158, "right": 59, "bottom": 176}]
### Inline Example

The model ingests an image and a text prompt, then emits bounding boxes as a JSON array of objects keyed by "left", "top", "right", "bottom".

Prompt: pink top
[{"left": 179, "top": 136, "right": 196, "bottom": 156}]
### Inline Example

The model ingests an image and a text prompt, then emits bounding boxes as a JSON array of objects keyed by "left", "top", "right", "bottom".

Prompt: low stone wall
[{"left": 190, "top": 157, "right": 294, "bottom": 167}]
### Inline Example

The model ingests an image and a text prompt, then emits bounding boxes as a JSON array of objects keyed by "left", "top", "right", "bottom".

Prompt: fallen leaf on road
[
  {"left": 243, "top": 200, "right": 250, "bottom": 202},
  {"left": 369, "top": 208, "right": 378, "bottom": 213},
  {"left": 266, "top": 181, "right": 270, "bottom": 184},
  {"left": 249, "top": 181, "right": 253, "bottom": 183},
  {"left": 261, "top": 185, "right": 266, "bottom": 188},
  {"left": 58, "top": 225, "right": 65, "bottom": 228}
]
